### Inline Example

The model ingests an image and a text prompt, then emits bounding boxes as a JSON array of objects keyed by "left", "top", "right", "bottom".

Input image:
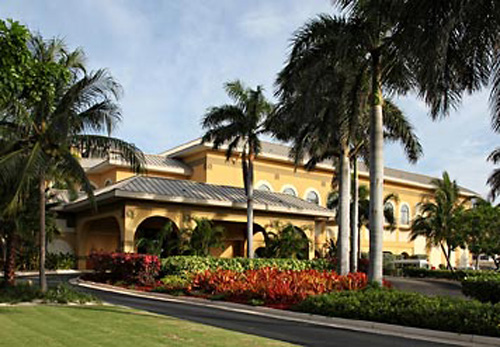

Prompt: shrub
[
  {"left": 295, "top": 288, "right": 500, "bottom": 337},
  {"left": 153, "top": 275, "right": 190, "bottom": 295},
  {"left": 46, "top": 252, "right": 77, "bottom": 270},
  {"left": 189, "top": 268, "right": 368, "bottom": 306},
  {"left": 402, "top": 267, "right": 497, "bottom": 280},
  {"left": 87, "top": 252, "right": 160, "bottom": 286},
  {"left": 161, "top": 256, "right": 333, "bottom": 277},
  {"left": 0, "top": 283, "right": 97, "bottom": 304},
  {"left": 462, "top": 275, "right": 500, "bottom": 303}
]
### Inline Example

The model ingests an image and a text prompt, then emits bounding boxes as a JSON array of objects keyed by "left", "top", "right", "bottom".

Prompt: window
[
  {"left": 257, "top": 184, "right": 271, "bottom": 192},
  {"left": 282, "top": 187, "right": 297, "bottom": 197},
  {"left": 400, "top": 204, "right": 410, "bottom": 225},
  {"left": 306, "top": 190, "right": 320, "bottom": 205},
  {"left": 384, "top": 202, "right": 394, "bottom": 224},
  {"left": 104, "top": 179, "right": 113, "bottom": 187}
]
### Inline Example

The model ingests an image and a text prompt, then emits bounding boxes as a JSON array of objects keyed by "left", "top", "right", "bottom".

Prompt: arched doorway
[
  {"left": 134, "top": 216, "right": 180, "bottom": 257},
  {"left": 211, "top": 221, "right": 265, "bottom": 258}
]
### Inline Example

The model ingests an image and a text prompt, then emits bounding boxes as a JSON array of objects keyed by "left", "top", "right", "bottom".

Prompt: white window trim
[
  {"left": 280, "top": 184, "right": 298, "bottom": 197},
  {"left": 399, "top": 202, "right": 411, "bottom": 226},
  {"left": 256, "top": 180, "right": 274, "bottom": 192},
  {"left": 304, "top": 188, "right": 321, "bottom": 205}
]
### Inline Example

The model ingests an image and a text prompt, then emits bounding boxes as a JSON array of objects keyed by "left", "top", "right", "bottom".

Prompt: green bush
[
  {"left": 294, "top": 288, "right": 500, "bottom": 337},
  {"left": 153, "top": 275, "right": 191, "bottom": 295},
  {"left": 0, "top": 283, "right": 97, "bottom": 304},
  {"left": 46, "top": 252, "right": 77, "bottom": 270},
  {"left": 402, "top": 267, "right": 497, "bottom": 280},
  {"left": 462, "top": 276, "right": 500, "bottom": 303},
  {"left": 161, "top": 256, "right": 334, "bottom": 277}
]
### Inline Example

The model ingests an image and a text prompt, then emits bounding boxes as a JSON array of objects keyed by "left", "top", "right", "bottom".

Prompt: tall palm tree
[
  {"left": 409, "top": 172, "right": 470, "bottom": 272},
  {"left": 273, "top": 35, "right": 421, "bottom": 275},
  {"left": 0, "top": 37, "right": 144, "bottom": 292},
  {"left": 201, "top": 80, "right": 273, "bottom": 258},
  {"left": 487, "top": 148, "right": 500, "bottom": 200}
]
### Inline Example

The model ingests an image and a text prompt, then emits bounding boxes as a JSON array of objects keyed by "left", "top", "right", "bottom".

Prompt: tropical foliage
[
  {"left": 256, "top": 222, "right": 310, "bottom": 260},
  {"left": 0, "top": 21, "right": 144, "bottom": 291},
  {"left": 201, "top": 80, "right": 273, "bottom": 258},
  {"left": 410, "top": 172, "right": 471, "bottom": 271}
]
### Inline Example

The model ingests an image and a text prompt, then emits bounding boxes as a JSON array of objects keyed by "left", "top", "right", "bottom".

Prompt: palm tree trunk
[
  {"left": 440, "top": 242, "right": 455, "bottom": 273},
  {"left": 3, "top": 228, "right": 16, "bottom": 286},
  {"left": 350, "top": 158, "right": 359, "bottom": 273},
  {"left": 246, "top": 155, "right": 255, "bottom": 259},
  {"left": 368, "top": 52, "right": 384, "bottom": 284},
  {"left": 39, "top": 173, "right": 47, "bottom": 293},
  {"left": 338, "top": 148, "right": 350, "bottom": 275}
]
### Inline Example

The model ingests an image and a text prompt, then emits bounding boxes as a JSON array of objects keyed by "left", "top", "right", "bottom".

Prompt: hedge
[
  {"left": 86, "top": 252, "right": 160, "bottom": 286},
  {"left": 295, "top": 288, "right": 500, "bottom": 337},
  {"left": 161, "top": 256, "right": 334, "bottom": 277},
  {"left": 462, "top": 276, "right": 500, "bottom": 303},
  {"left": 402, "top": 267, "right": 497, "bottom": 280}
]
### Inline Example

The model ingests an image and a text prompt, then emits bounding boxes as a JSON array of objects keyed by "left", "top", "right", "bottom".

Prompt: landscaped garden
[{"left": 79, "top": 252, "right": 500, "bottom": 337}]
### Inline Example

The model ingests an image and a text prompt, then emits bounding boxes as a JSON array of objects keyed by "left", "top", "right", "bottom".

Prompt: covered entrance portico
[{"left": 62, "top": 176, "right": 335, "bottom": 268}]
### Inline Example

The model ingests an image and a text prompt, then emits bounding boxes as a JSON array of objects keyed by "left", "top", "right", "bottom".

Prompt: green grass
[{"left": 0, "top": 305, "right": 294, "bottom": 347}]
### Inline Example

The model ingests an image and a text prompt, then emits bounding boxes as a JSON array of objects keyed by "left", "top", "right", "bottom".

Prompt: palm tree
[
  {"left": 273, "top": 40, "right": 421, "bottom": 275},
  {"left": 201, "top": 80, "right": 273, "bottom": 258},
  {"left": 409, "top": 172, "right": 470, "bottom": 272},
  {"left": 328, "top": 184, "right": 398, "bottom": 271},
  {"left": 487, "top": 148, "right": 500, "bottom": 200},
  {"left": 0, "top": 37, "right": 144, "bottom": 292}
]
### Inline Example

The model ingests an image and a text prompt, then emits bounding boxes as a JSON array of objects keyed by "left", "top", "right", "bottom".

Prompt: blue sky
[{"left": 2, "top": 0, "right": 499, "bottom": 196}]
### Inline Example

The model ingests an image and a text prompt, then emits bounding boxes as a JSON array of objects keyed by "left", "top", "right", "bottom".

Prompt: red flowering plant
[
  {"left": 190, "top": 267, "right": 370, "bottom": 307},
  {"left": 86, "top": 252, "right": 160, "bottom": 286}
]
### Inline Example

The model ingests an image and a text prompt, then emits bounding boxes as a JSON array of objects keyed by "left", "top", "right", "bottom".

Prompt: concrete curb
[
  {"left": 72, "top": 278, "right": 500, "bottom": 347},
  {"left": 0, "top": 269, "right": 90, "bottom": 278}
]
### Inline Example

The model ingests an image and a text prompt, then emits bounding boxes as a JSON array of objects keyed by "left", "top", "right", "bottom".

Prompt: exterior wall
[{"left": 88, "top": 168, "right": 187, "bottom": 189}]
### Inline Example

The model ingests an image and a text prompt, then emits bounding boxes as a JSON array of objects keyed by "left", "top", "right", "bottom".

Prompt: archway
[
  {"left": 134, "top": 216, "right": 180, "bottom": 257},
  {"left": 211, "top": 221, "right": 265, "bottom": 258}
]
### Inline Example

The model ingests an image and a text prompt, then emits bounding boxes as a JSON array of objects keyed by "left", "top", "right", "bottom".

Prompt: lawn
[{"left": 0, "top": 305, "right": 294, "bottom": 347}]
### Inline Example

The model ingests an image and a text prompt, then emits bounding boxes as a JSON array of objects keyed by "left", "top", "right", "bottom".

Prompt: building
[{"left": 55, "top": 138, "right": 477, "bottom": 269}]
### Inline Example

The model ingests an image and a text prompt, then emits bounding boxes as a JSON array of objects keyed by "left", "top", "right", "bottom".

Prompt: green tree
[
  {"left": 410, "top": 172, "right": 470, "bottom": 272},
  {"left": 257, "top": 222, "right": 310, "bottom": 260},
  {"left": 136, "top": 221, "right": 179, "bottom": 258},
  {"left": 0, "top": 36, "right": 144, "bottom": 292},
  {"left": 188, "top": 218, "right": 225, "bottom": 257},
  {"left": 201, "top": 80, "right": 273, "bottom": 258},
  {"left": 456, "top": 199, "right": 500, "bottom": 269}
]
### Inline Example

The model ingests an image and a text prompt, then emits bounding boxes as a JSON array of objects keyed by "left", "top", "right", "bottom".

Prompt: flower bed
[{"left": 153, "top": 268, "right": 371, "bottom": 308}]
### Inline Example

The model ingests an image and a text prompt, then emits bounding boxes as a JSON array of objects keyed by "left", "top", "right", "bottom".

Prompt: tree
[
  {"left": 136, "top": 221, "right": 179, "bottom": 258},
  {"left": 201, "top": 80, "right": 273, "bottom": 258},
  {"left": 456, "top": 199, "right": 500, "bottom": 269},
  {"left": 409, "top": 172, "right": 470, "bottom": 272},
  {"left": 0, "top": 36, "right": 144, "bottom": 292},
  {"left": 188, "top": 218, "right": 225, "bottom": 257},
  {"left": 273, "top": 47, "right": 421, "bottom": 275},
  {"left": 328, "top": 184, "right": 398, "bottom": 270},
  {"left": 257, "top": 222, "right": 310, "bottom": 260}
]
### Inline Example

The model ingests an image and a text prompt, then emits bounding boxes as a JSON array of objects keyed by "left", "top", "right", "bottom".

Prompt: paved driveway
[{"left": 387, "top": 277, "right": 465, "bottom": 298}]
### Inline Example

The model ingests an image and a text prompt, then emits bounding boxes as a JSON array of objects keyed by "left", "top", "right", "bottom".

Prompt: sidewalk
[{"left": 73, "top": 278, "right": 500, "bottom": 347}]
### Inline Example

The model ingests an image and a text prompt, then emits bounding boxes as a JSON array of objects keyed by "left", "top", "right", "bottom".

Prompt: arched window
[
  {"left": 384, "top": 202, "right": 395, "bottom": 224},
  {"left": 306, "top": 190, "right": 320, "bottom": 205},
  {"left": 257, "top": 183, "right": 271, "bottom": 192},
  {"left": 104, "top": 179, "right": 113, "bottom": 187},
  {"left": 282, "top": 187, "right": 297, "bottom": 197},
  {"left": 400, "top": 204, "right": 410, "bottom": 225}
]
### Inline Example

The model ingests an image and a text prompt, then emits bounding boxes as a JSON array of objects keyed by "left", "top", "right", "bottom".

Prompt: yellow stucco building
[{"left": 55, "top": 138, "right": 477, "bottom": 269}]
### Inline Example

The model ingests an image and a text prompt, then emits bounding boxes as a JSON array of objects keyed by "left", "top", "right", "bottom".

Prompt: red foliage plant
[
  {"left": 190, "top": 268, "right": 370, "bottom": 306},
  {"left": 87, "top": 252, "right": 160, "bottom": 286}
]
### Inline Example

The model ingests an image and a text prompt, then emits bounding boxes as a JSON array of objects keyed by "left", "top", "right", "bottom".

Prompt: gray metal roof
[{"left": 65, "top": 176, "right": 334, "bottom": 217}]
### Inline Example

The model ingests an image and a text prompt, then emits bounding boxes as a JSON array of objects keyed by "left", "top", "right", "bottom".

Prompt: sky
[{"left": 2, "top": 0, "right": 499, "bottom": 197}]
